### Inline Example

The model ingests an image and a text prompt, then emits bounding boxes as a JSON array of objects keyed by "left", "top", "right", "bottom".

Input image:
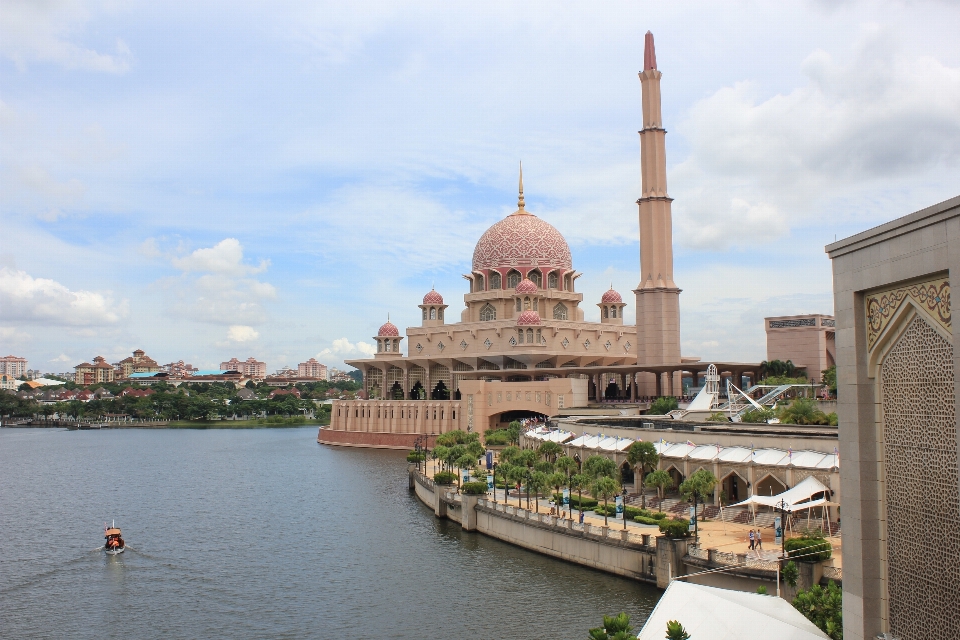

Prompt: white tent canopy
[
  {"left": 730, "top": 475, "right": 830, "bottom": 511},
  {"left": 636, "top": 581, "right": 829, "bottom": 640}
]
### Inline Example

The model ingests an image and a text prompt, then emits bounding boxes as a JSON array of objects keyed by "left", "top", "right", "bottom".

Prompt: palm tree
[
  {"left": 591, "top": 476, "right": 621, "bottom": 527},
  {"left": 528, "top": 471, "right": 549, "bottom": 513},
  {"left": 570, "top": 473, "right": 591, "bottom": 520},
  {"left": 455, "top": 454, "right": 475, "bottom": 489},
  {"left": 547, "top": 472, "right": 567, "bottom": 512},
  {"left": 498, "top": 445, "right": 521, "bottom": 465},
  {"left": 626, "top": 441, "right": 659, "bottom": 507},
  {"left": 537, "top": 440, "right": 563, "bottom": 462},
  {"left": 507, "top": 465, "right": 527, "bottom": 509},
  {"left": 645, "top": 469, "right": 674, "bottom": 505},
  {"left": 432, "top": 445, "right": 450, "bottom": 472},
  {"left": 583, "top": 454, "right": 617, "bottom": 480}
]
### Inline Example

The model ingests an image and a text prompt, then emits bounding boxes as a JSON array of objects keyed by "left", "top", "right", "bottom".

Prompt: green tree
[
  {"left": 498, "top": 445, "right": 521, "bottom": 465},
  {"left": 537, "top": 440, "right": 563, "bottom": 462},
  {"left": 792, "top": 581, "right": 843, "bottom": 640},
  {"left": 779, "top": 397, "right": 829, "bottom": 425},
  {"left": 626, "top": 441, "right": 659, "bottom": 506},
  {"left": 665, "top": 620, "right": 691, "bottom": 640},
  {"left": 583, "top": 454, "right": 617, "bottom": 480},
  {"left": 648, "top": 396, "right": 679, "bottom": 415},
  {"left": 528, "top": 471, "right": 549, "bottom": 512},
  {"left": 591, "top": 476, "right": 621, "bottom": 527},
  {"left": 555, "top": 455, "right": 578, "bottom": 478},
  {"left": 588, "top": 612, "right": 633, "bottom": 640},
  {"left": 507, "top": 465, "right": 528, "bottom": 509},
  {"left": 782, "top": 560, "right": 799, "bottom": 588},
  {"left": 432, "top": 445, "right": 450, "bottom": 471},
  {"left": 455, "top": 454, "right": 475, "bottom": 488},
  {"left": 759, "top": 359, "right": 800, "bottom": 379},
  {"left": 679, "top": 469, "right": 717, "bottom": 542},
  {"left": 570, "top": 473, "right": 591, "bottom": 518},
  {"left": 506, "top": 420, "right": 522, "bottom": 444},
  {"left": 547, "top": 472, "right": 567, "bottom": 512},
  {"left": 821, "top": 365, "right": 837, "bottom": 394},
  {"left": 645, "top": 469, "right": 674, "bottom": 502}
]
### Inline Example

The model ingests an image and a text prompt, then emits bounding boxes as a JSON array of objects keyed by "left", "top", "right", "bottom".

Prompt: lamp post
[
  {"left": 492, "top": 462, "right": 499, "bottom": 503},
  {"left": 621, "top": 487, "right": 628, "bottom": 530}
]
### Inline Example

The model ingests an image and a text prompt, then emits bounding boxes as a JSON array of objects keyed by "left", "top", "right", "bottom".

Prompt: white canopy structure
[
  {"left": 636, "top": 581, "right": 829, "bottom": 640},
  {"left": 522, "top": 428, "right": 575, "bottom": 444},
  {"left": 729, "top": 476, "right": 830, "bottom": 511}
]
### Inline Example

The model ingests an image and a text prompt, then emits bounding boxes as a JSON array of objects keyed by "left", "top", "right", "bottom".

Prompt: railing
[
  {"left": 688, "top": 547, "right": 709, "bottom": 560},
  {"left": 712, "top": 550, "right": 742, "bottom": 566}
]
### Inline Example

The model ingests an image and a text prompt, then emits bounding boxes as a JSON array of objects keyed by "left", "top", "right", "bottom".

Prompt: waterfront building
[
  {"left": 321, "top": 32, "right": 759, "bottom": 449},
  {"left": 0, "top": 355, "right": 28, "bottom": 378},
  {"left": 826, "top": 195, "right": 959, "bottom": 640},
  {"left": 220, "top": 357, "right": 266, "bottom": 378},
  {"left": 74, "top": 356, "right": 115, "bottom": 385},
  {"left": 115, "top": 349, "right": 161, "bottom": 379},
  {"left": 764, "top": 314, "right": 836, "bottom": 382},
  {"left": 162, "top": 360, "right": 198, "bottom": 377},
  {"left": 298, "top": 358, "right": 328, "bottom": 380}
]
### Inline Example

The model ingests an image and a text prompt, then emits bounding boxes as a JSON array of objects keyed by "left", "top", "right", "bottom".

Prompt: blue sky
[{"left": 2, "top": 1, "right": 959, "bottom": 373}]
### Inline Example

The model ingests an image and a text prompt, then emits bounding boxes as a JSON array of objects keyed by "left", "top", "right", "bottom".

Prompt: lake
[{"left": 0, "top": 427, "right": 661, "bottom": 639}]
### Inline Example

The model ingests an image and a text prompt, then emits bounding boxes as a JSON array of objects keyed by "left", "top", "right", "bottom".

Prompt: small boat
[{"left": 104, "top": 522, "right": 125, "bottom": 555}]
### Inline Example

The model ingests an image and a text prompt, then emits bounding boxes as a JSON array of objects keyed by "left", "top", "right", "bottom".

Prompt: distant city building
[
  {"left": 162, "top": 360, "right": 198, "bottom": 377},
  {"left": 115, "top": 349, "right": 161, "bottom": 379},
  {"left": 268, "top": 388, "right": 301, "bottom": 399},
  {"left": 273, "top": 366, "right": 298, "bottom": 378},
  {"left": 74, "top": 356, "right": 115, "bottom": 385},
  {"left": 0, "top": 374, "right": 20, "bottom": 391},
  {"left": 26, "top": 369, "right": 42, "bottom": 380},
  {"left": 220, "top": 357, "right": 266, "bottom": 378},
  {"left": 297, "top": 358, "right": 328, "bottom": 380},
  {"left": 0, "top": 355, "right": 27, "bottom": 378},
  {"left": 764, "top": 314, "right": 836, "bottom": 382},
  {"left": 327, "top": 368, "right": 355, "bottom": 383}
]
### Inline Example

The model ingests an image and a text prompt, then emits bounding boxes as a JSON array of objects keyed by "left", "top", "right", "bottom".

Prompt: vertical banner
[
  {"left": 485, "top": 451, "right": 493, "bottom": 470},
  {"left": 615, "top": 495, "right": 624, "bottom": 520},
  {"left": 562, "top": 489, "right": 570, "bottom": 506},
  {"left": 462, "top": 469, "right": 471, "bottom": 485},
  {"left": 689, "top": 506, "right": 696, "bottom": 532},
  {"left": 775, "top": 516, "right": 783, "bottom": 546},
  {"left": 486, "top": 474, "right": 494, "bottom": 491}
]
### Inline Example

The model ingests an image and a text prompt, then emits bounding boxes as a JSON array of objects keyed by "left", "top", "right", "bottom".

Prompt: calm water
[{"left": 0, "top": 427, "right": 661, "bottom": 639}]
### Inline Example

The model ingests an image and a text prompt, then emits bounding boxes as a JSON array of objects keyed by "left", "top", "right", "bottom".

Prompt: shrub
[
  {"left": 483, "top": 429, "right": 514, "bottom": 446},
  {"left": 658, "top": 518, "right": 691, "bottom": 538},
  {"left": 461, "top": 481, "right": 489, "bottom": 495},
  {"left": 706, "top": 412, "right": 728, "bottom": 422},
  {"left": 782, "top": 560, "right": 799, "bottom": 587},
  {"left": 756, "top": 586, "right": 768, "bottom": 595},
  {"left": 406, "top": 450, "right": 425, "bottom": 463},
  {"left": 741, "top": 407, "right": 777, "bottom": 423},
  {"left": 433, "top": 471, "right": 457, "bottom": 485},
  {"left": 634, "top": 516, "right": 662, "bottom": 526},
  {"left": 792, "top": 581, "right": 842, "bottom": 640},
  {"left": 554, "top": 494, "right": 599, "bottom": 510},
  {"left": 826, "top": 412, "right": 838, "bottom": 426},
  {"left": 784, "top": 535, "right": 832, "bottom": 561},
  {"left": 648, "top": 396, "right": 679, "bottom": 415}
]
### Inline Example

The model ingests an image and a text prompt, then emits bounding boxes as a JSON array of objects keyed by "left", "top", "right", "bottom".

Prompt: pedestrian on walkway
[
  {"left": 748, "top": 529, "right": 755, "bottom": 550},
  {"left": 579, "top": 510, "right": 584, "bottom": 524},
  {"left": 756, "top": 529, "right": 763, "bottom": 550}
]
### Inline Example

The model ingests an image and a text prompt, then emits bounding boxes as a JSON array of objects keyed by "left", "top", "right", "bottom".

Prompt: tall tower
[{"left": 635, "top": 31, "right": 682, "bottom": 396}]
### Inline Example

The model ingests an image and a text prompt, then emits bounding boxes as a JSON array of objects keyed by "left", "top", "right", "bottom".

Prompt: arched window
[
  {"left": 422, "top": 308, "right": 427, "bottom": 320},
  {"left": 526, "top": 328, "right": 534, "bottom": 343},
  {"left": 536, "top": 329, "right": 542, "bottom": 343},
  {"left": 524, "top": 296, "right": 531, "bottom": 310},
  {"left": 475, "top": 274, "right": 484, "bottom": 292},
  {"left": 603, "top": 306, "right": 609, "bottom": 318},
  {"left": 438, "top": 309, "right": 443, "bottom": 321},
  {"left": 553, "top": 303, "right": 568, "bottom": 320},
  {"left": 377, "top": 341, "right": 383, "bottom": 352},
  {"left": 490, "top": 272, "right": 501, "bottom": 289},
  {"left": 480, "top": 304, "right": 496, "bottom": 321},
  {"left": 528, "top": 270, "right": 542, "bottom": 288},
  {"left": 507, "top": 270, "right": 521, "bottom": 289},
  {"left": 611, "top": 307, "right": 617, "bottom": 319},
  {"left": 548, "top": 272, "right": 558, "bottom": 289},
  {"left": 517, "top": 329, "right": 525, "bottom": 344},
  {"left": 430, "top": 308, "right": 437, "bottom": 320},
  {"left": 516, "top": 299, "right": 522, "bottom": 312}
]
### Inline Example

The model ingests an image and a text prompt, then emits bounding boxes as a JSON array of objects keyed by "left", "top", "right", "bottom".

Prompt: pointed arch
[
  {"left": 506, "top": 270, "right": 521, "bottom": 289},
  {"left": 489, "top": 271, "right": 502, "bottom": 290},
  {"left": 553, "top": 303, "right": 568, "bottom": 320},
  {"left": 479, "top": 303, "right": 497, "bottom": 322}
]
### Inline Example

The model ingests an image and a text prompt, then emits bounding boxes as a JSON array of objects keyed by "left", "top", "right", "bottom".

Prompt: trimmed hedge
[
  {"left": 593, "top": 504, "right": 669, "bottom": 520},
  {"left": 634, "top": 516, "right": 663, "bottom": 526},
  {"left": 784, "top": 535, "right": 832, "bottom": 561},
  {"left": 658, "top": 518, "right": 692, "bottom": 538},
  {"left": 553, "top": 494, "right": 599, "bottom": 510},
  {"left": 461, "top": 481, "right": 489, "bottom": 495},
  {"left": 433, "top": 471, "right": 457, "bottom": 485}
]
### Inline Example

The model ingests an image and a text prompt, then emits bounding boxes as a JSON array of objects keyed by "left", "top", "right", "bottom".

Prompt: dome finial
[{"left": 517, "top": 161, "right": 525, "bottom": 211}]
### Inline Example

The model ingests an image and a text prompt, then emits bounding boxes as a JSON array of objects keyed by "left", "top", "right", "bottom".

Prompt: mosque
[{"left": 320, "top": 33, "right": 760, "bottom": 449}]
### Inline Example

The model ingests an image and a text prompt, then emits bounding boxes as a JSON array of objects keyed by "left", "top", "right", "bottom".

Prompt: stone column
[{"left": 461, "top": 494, "right": 479, "bottom": 531}]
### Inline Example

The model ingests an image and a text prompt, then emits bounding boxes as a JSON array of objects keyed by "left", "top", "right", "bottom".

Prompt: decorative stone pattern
[
  {"left": 769, "top": 318, "right": 816, "bottom": 329},
  {"left": 866, "top": 276, "right": 950, "bottom": 350},
  {"left": 880, "top": 315, "right": 959, "bottom": 640},
  {"left": 422, "top": 289, "right": 444, "bottom": 305},
  {"left": 601, "top": 288, "right": 623, "bottom": 303},
  {"left": 378, "top": 321, "right": 400, "bottom": 337},
  {"left": 472, "top": 212, "right": 572, "bottom": 272}
]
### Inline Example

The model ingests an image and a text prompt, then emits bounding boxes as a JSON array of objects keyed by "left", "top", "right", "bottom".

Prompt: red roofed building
[
  {"left": 115, "top": 349, "right": 161, "bottom": 379},
  {"left": 74, "top": 356, "right": 115, "bottom": 385},
  {"left": 269, "top": 388, "right": 301, "bottom": 399}
]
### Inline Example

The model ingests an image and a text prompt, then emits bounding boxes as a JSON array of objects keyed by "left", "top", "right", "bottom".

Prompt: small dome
[
  {"left": 515, "top": 278, "right": 538, "bottom": 294},
  {"left": 601, "top": 287, "right": 623, "bottom": 304},
  {"left": 422, "top": 289, "right": 444, "bottom": 305},
  {"left": 517, "top": 310, "right": 542, "bottom": 326},
  {"left": 377, "top": 320, "right": 400, "bottom": 337}
]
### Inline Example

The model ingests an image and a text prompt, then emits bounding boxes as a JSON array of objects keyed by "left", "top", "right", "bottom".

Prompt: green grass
[{"left": 167, "top": 416, "right": 328, "bottom": 429}]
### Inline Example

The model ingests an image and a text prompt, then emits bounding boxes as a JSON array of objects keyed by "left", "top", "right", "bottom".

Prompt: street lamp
[
  {"left": 492, "top": 462, "right": 499, "bottom": 503},
  {"left": 621, "top": 487, "right": 628, "bottom": 530}
]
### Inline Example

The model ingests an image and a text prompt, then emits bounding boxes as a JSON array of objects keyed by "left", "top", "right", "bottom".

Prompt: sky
[{"left": 1, "top": 0, "right": 959, "bottom": 373}]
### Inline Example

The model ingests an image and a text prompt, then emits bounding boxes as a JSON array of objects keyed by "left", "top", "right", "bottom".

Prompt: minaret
[
  {"left": 517, "top": 161, "right": 527, "bottom": 213},
  {"left": 635, "top": 31, "right": 682, "bottom": 396}
]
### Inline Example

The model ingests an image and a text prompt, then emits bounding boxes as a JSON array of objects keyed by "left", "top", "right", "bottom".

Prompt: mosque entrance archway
[
  {"left": 409, "top": 381, "right": 425, "bottom": 400},
  {"left": 390, "top": 382, "right": 404, "bottom": 400},
  {"left": 721, "top": 471, "right": 747, "bottom": 504},
  {"left": 620, "top": 462, "right": 635, "bottom": 487},
  {"left": 755, "top": 474, "right": 787, "bottom": 498},
  {"left": 667, "top": 466, "right": 684, "bottom": 493},
  {"left": 492, "top": 409, "right": 548, "bottom": 431}
]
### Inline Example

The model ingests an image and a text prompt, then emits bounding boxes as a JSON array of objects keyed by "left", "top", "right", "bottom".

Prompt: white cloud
[
  {"left": 49, "top": 353, "right": 73, "bottom": 363},
  {"left": 171, "top": 238, "right": 268, "bottom": 276},
  {"left": 226, "top": 325, "right": 259, "bottom": 343},
  {"left": 0, "top": 326, "right": 31, "bottom": 342},
  {"left": 672, "top": 25, "right": 960, "bottom": 249},
  {"left": 0, "top": 1, "right": 131, "bottom": 73},
  {"left": 0, "top": 267, "right": 127, "bottom": 326},
  {"left": 318, "top": 337, "right": 377, "bottom": 360}
]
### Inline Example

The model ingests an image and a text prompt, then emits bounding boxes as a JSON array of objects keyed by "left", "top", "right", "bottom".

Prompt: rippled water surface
[{"left": 1, "top": 427, "right": 661, "bottom": 638}]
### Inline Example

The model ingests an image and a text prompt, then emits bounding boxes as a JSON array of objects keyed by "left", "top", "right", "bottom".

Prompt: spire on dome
[
  {"left": 644, "top": 31, "right": 657, "bottom": 70},
  {"left": 517, "top": 161, "right": 526, "bottom": 211}
]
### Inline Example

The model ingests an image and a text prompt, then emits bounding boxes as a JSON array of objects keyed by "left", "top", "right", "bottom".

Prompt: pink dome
[
  {"left": 601, "top": 288, "right": 623, "bottom": 304},
  {"left": 422, "top": 289, "right": 444, "bottom": 305},
  {"left": 472, "top": 211, "right": 572, "bottom": 272},
  {"left": 377, "top": 320, "right": 400, "bottom": 337},
  {"left": 515, "top": 278, "right": 538, "bottom": 294},
  {"left": 517, "top": 310, "right": 542, "bottom": 326}
]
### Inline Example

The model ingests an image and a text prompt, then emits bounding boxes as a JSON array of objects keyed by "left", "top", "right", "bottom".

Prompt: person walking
[
  {"left": 748, "top": 529, "right": 755, "bottom": 550},
  {"left": 756, "top": 529, "right": 763, "bottom": 551}
]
